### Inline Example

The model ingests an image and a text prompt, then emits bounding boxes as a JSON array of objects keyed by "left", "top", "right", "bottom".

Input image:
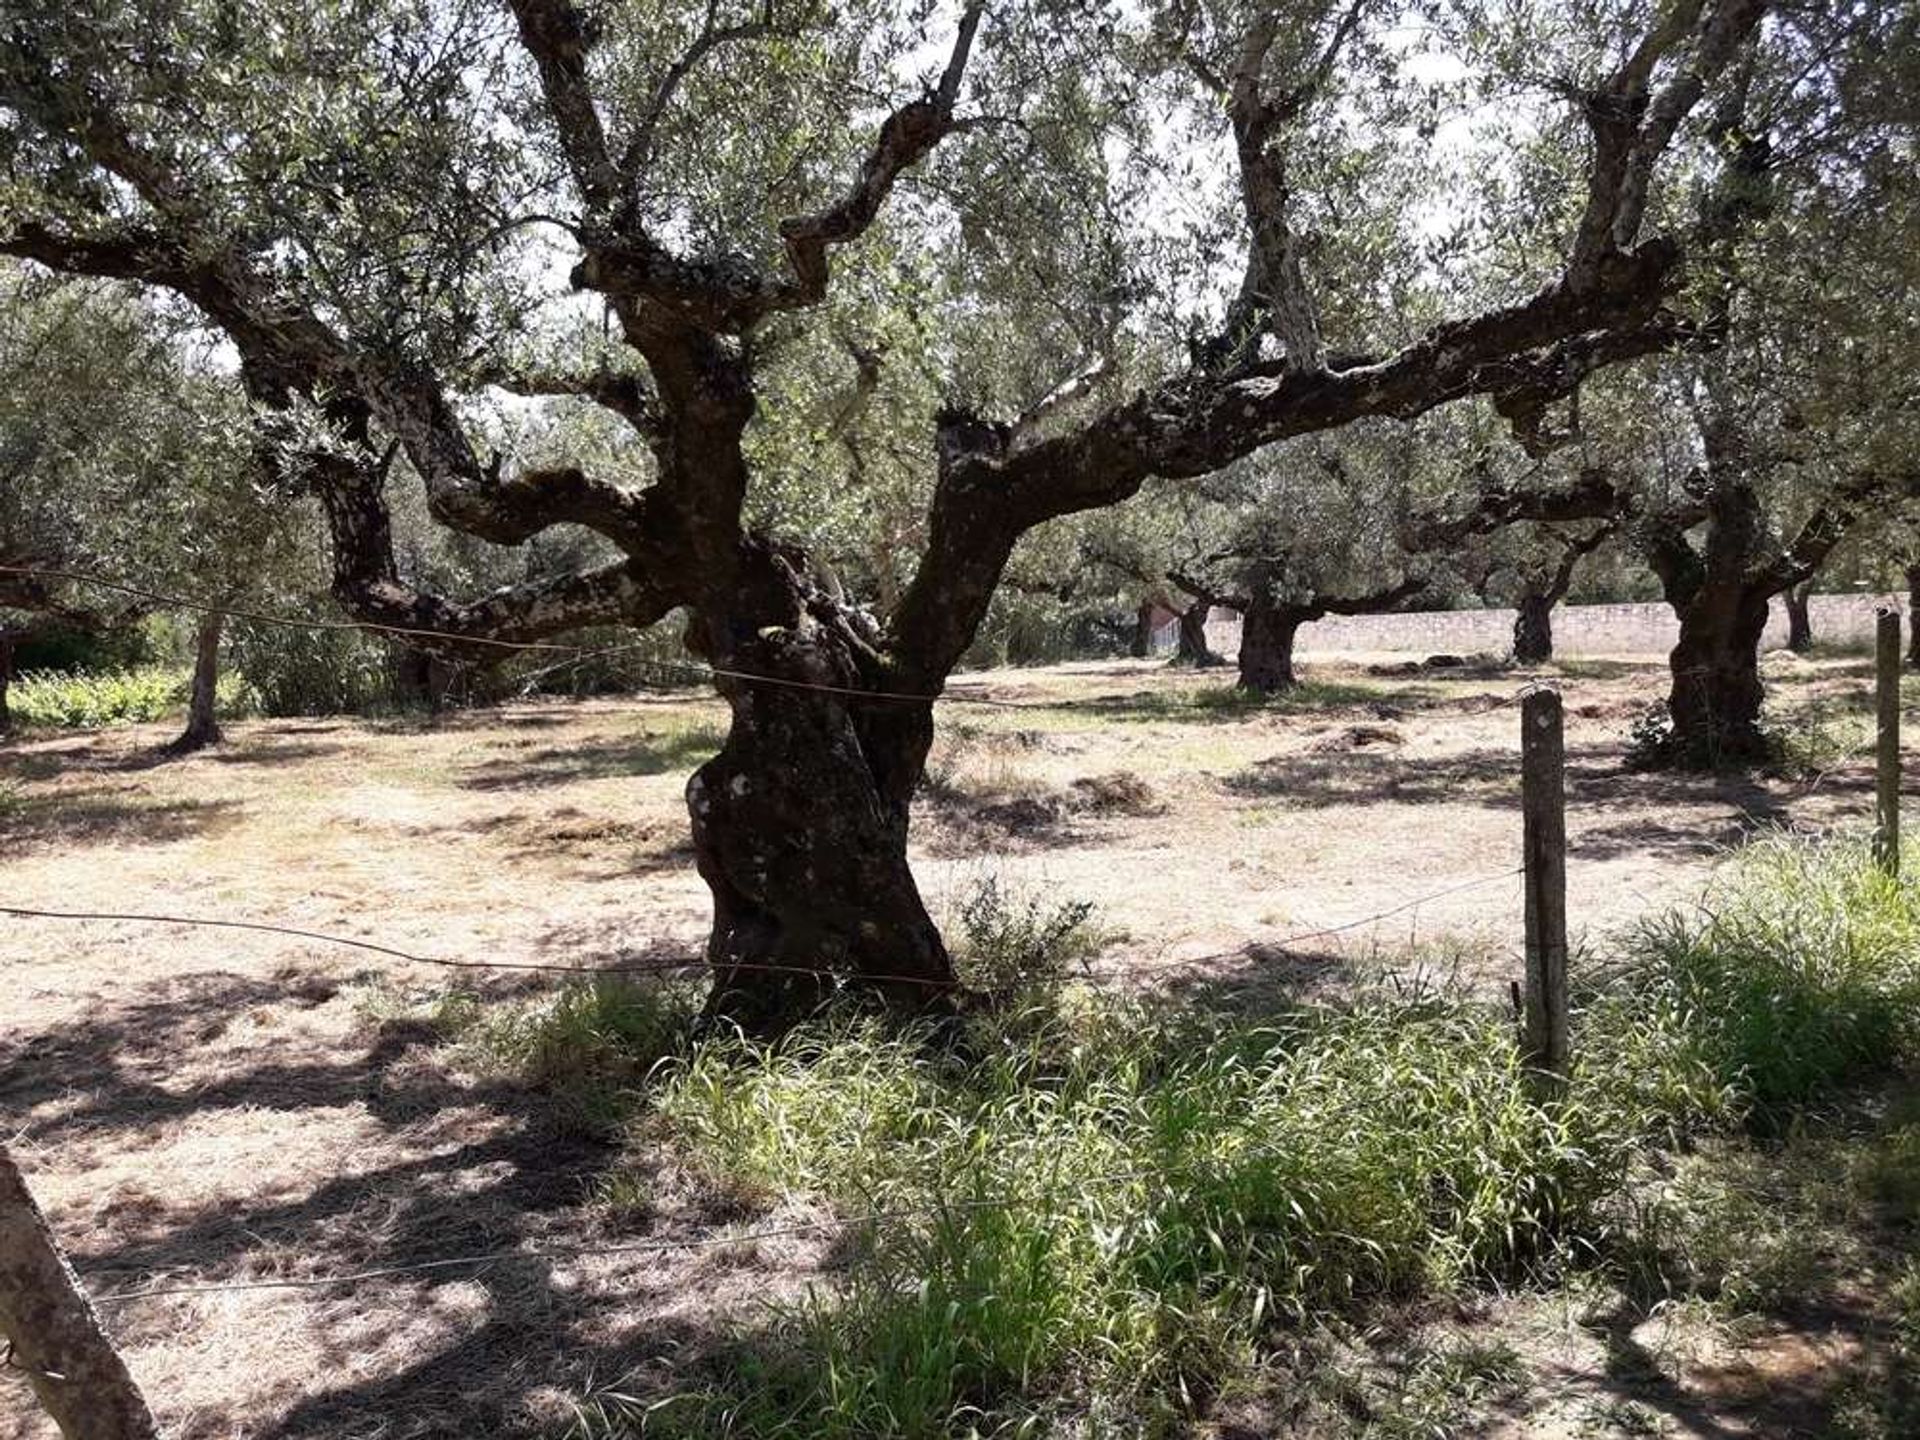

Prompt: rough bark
[
  {"left": 167, "top": 610, "right": 223, "bottom": 753},
  {"left": 1664, "top": 583, "right": 1773, "bottom": 763},
  {"left": 1784, "top": 581, "right": 1813, "bottom": 652},
  {"left": 1237, "top": 596, "right": 1312, "bottom": 693},
  {"left": 1513, "top": 591, "right": 1556, "bottom": 665},
  {"left": 683, "top": 539, "right": 953, "bottom": 1025},
  {"left": 0, "top": 1143, "right": 163, "bottom": 1440},
  {"left": 1639, "top": 479, "right": 1778, "bottom": 767}
]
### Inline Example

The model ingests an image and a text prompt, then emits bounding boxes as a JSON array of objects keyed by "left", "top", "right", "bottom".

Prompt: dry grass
[{"left": 0, "top": 651, "right": 1903, "bottom": 1438}]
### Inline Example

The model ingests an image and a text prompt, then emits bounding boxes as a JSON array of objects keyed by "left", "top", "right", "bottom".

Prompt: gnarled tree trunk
[
  {"left": 168, "top": 610, "right": 224, "bottom": 753},
  {"left": 1664, "top": 581, "right": 1773, "bottom": 764},
  {"left": 684, "top": 540, "right": 953, "bottom": 1027},
  {"left": 1512, "top": 591, "right": 1555, "bottom": 664},
  {"left": 1237, "top": 595, "right": 1314, "bottom": 693},
  {"left": 1784, "top": 581, "right": 1813, "bottom": 653}
]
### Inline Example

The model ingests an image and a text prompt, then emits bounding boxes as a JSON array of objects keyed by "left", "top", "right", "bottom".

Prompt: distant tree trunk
[
  {"left": 0, "top": 631, "right": 13, "bottom": 734},
  {"left": 1638, "top": 478, "right": 1792, "bottom": 768},
  {"left": 1784, "top": 581, "right": 1813, "bottom": 653},
  {"left": 1237, "top": 595, "right": 1315, "bottom": 693},
  {"left": 1512, "top": 591, "right": 1555, "bottom": 664},
  {"left": 168, "top": 610, "right": 224, "bottom": 753},
  {"left": 1129, "top": 600, "right": 1154, "bottom": 658},
  {"left": 1511, "top": 525, "right": 1610, "bottom": 666},
  {"left": 1908, "top": 565, "right": 1920, "bottom": 669},
  {"left": 1175, "top": 598, "right": 1223, "bottom": 667},
  {"left": 394, "top": 645, "right": 441, "bottom": 713},
  {"left": 0, "top": 1143, "right": 163, "bottom": 1440}
]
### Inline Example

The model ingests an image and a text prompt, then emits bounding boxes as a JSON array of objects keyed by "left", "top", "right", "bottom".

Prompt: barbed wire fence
[{"left": 2, "top": 560, "right": 1554, "bottom": 1424}]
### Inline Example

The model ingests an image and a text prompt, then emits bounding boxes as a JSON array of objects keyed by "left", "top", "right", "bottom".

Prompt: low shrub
[
  {"left": 228, "top": 621, "right": 401, "bottom": 717},
  {"left": 8, "top": 665, "right": 189, "bottom": 727}
]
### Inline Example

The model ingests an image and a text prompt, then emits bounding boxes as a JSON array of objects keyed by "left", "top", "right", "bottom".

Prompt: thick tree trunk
[
  {"left": 0, "top": 1143, "right": 162, "bottom": 1440},
  {"left": 1129, "top": 600, "right": 1154, "bottom": 659},
  {"left": 1784, "top": 582, "right": 1813, "bottom": 653},
  {"left": 1175, "top": 599, "right": 1222, "bottom": 667},
  {"left": 685, "top": 541, "right": 955, "bottom": 1027},
  {"left": 1663, "top": 584, "right": 1773, "bottom": 765},
  {"left": 1512, "top": 591, "right": 1555, "bottom": 664},
  {"left": 167, "top": 611, "right": 224, "bottom": 753},
  {"left": 1237, "top": 598, "right": 1312, "bottom": 693}
]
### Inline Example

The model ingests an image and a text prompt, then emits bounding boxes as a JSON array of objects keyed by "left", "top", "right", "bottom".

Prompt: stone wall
[{"left": 1196, "top": 592, "right": 1906, "bottom": 659}]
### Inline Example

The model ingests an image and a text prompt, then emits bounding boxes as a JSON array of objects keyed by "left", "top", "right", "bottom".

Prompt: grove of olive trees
[{"left": 3, "top": 0, "right": 1915, "bottom": 1019}]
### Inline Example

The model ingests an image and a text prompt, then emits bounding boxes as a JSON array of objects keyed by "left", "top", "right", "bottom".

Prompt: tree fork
[{"left": 684, "top": 543, "right": 958, "bottom": 1023}]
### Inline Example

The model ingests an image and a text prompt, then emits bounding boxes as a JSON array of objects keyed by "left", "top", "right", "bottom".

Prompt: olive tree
[
  {"left": 0, "top": 263, "right": 287, "bottom": 748},
  {"left": 3, "top": 0, "right": 1779, "bottom": 1018}
]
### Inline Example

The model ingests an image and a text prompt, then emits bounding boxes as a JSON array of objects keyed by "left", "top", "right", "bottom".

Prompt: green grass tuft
[
  {"left": 466, "top": 976, "right": 697, "bottom": 1135},
  {"left": 1615, "top": 833, "right": 1920, "bottom": 1112},
  {"left": 555, "top": 831, "right": 1920, "bottom": 1437}
]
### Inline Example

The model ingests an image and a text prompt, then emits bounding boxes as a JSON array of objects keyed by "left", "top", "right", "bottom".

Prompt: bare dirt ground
[{"left": 0, "top": 649, "right": 1905, "bottom": 1438}]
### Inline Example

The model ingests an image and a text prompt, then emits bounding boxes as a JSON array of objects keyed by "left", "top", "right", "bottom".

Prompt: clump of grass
[
  {"left": 468, "top": 976, "right": 697, "bottom": 1134},
  {"left": 1618, "top": 833, "right": 1920, "bottom": 1112},
  {"left": 11, "top": 665, "right": 190, "bottom": 727},
  {"left": 576, "top": 832, "right": 1919, "bottom": 1437},
  {"left": 633, "top": 981, "right": 1718, "bottom": 1437}
]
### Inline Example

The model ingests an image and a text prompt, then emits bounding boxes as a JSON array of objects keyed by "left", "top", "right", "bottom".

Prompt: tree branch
[
  {"left": 1566, "top": 0, "right": 1767, "bottom": 290},
  {"left": 764, "top": 0, "right": 986, "bottom": 314},
  {"left": 505, "top": 0, "right": 625, "bottom": 215},
  {"left": 620, "top": 0, "right": 778, "bottom": 178}
]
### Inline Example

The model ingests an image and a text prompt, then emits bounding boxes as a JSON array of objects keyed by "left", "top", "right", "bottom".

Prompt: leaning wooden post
[
  {"left": 1521, "top": 688, "right": 1570, "bottom": 1082},
  {"left": 0, "top": 1143, "right": 162, "bottom": 1439},
  {"left": 1875, "top": 607, "right": 1902, "bottom": 877}
]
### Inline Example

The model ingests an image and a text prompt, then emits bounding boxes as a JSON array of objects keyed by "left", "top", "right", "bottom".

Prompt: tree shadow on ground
[
  {"left": 917, "top": 779, "right": 1167, "bottom": 856},
  {"left": 458, "top": 726, "right": 724, "bottom": 791},
  {"left": 5, "top": 962, "right": 756, "bottom": 1440},
  {"left": 0, "top": 785, "right": 241, "bottom": 851},
  {"left": 442, "top": 806, "right": 701, "bottom": 876},
  {"left": 1570, "top": 1278, "right": 1890, "bottom": 1439},
  {"left": 1221, "top": 740, "right": 1867, "bottom": 849},
  {"left": 1045, "top": 678, "right": 1439, "bottom": 727}
]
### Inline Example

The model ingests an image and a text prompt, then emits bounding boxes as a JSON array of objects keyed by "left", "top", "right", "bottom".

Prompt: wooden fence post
[
  {"left": 1876, "top": 607, "right": 1902, "bottom": 877},
  {"left": 1521, "top": 688, "right": 1570, "bottom": 1081},
  {"left": 0, "top": 1143, "right": 162, "bottom": 1439}
]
